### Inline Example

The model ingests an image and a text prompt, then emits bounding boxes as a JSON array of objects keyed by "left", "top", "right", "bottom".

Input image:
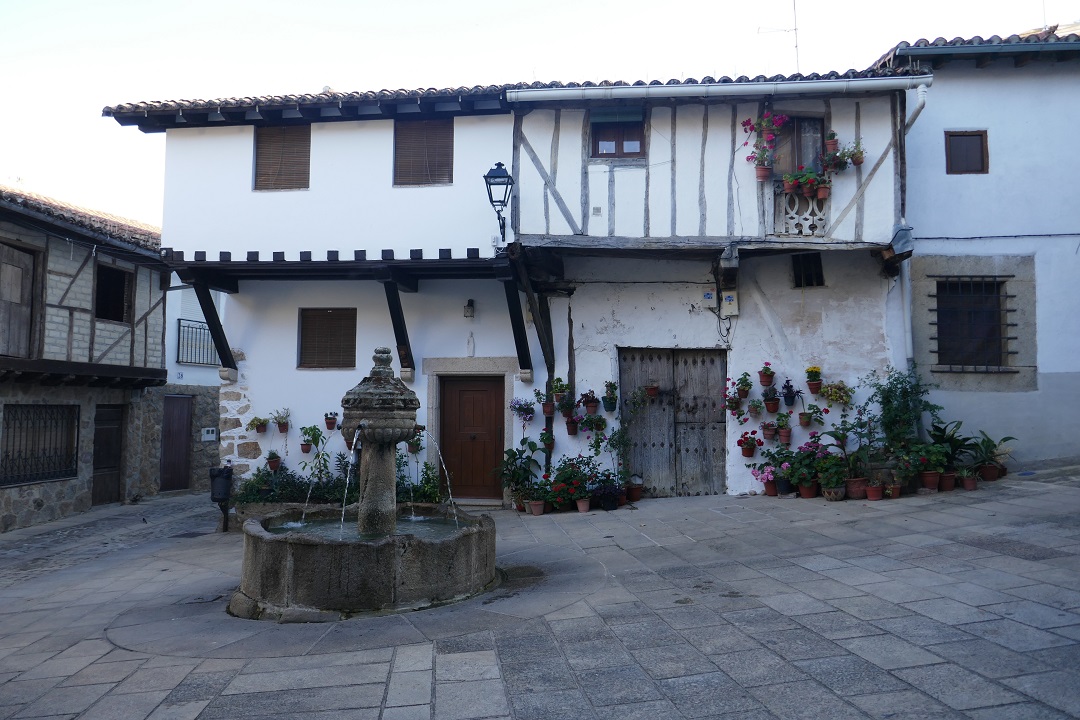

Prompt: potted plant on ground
[
  {"left": 539, "top": 427, "right": 554, "bottom": 452},
  {"left": 762, "top": 384, "right": 781, "bottom": 413},
  {"left": 602, "top": 381, "right": 618, "bottom": 412},
  {"left": 750, "top": 463, "right": 779, "bottom": 496},
  {"left": 591, "top": 475, "right": 622, "bottom": 511},
  {"left": 741, "top": 112, "right": 788, "bottom": 180},
  {"left": 970, "top": 431, "right": 1016, "bottom": 481},
  {"left": 535, "top": 389, "right": 555, "bottom": 418},
  {"left": 324, "top": 412, "right": 338, "bottom": 430},
  {"left": 929, "top": 420, "right": 975, "bottom": 491},
  {"left": 266, "top": 450, "right": 282, "bottom": 472},
  {"left": 788, "top": 437, "right": 821, "bottom": 498},
  {"left": 759, "top": 361, "right": 776, "bottom": 387},
  {"left": 551, "top": 377, "right": 570, "bottom": 403},
  {"left": 957, "top": 466, "right": 978, "bottom": 491},
  {"left": 271, "top": 408, "right": 291, "bottom": 434},
  {"left": 817, "top": 452, "right": 848, "bottom": 501},
  {"left": 299, "top": 425, "right": 324, "bottom": 454},
  {"left": 806, "top": 366, "right": 822, "bottom": 395},
  {"left": 907, "top": 442, "right": 949, "bottom": 490},
  {"left": 246, "top": 416, "right": 270, "bottom": 434},
  {"left": 865, "top": 475, "right": 884, "bottom": 501},
  {"left": 553, "top": 455, "right": 597, "bottom": 512},
  {"left": 737, "top": 430, "right": 763, "bottom": 458},
  {"left": 496, "top": 437, "right": 541, "bottom": 511},
  {"left": 579, "top": 390, "right": 600, "bottom": 415}
]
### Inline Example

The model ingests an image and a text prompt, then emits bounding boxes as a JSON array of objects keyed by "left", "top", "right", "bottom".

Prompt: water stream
[{"left": 423, "top": 431, "right": 458, "bottom": 526}]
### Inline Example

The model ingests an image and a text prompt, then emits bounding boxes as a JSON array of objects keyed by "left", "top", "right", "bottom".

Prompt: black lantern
[{"left": 483, "top": 162, "right": 514, "bottom": 240}]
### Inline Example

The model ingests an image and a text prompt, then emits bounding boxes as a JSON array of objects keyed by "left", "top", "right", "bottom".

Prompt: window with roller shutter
[
  {"left": 298, "top": 308, "right": 356, "bottom": 368},
  {"left": 254, "top": 125, "right": 311, "bottom": 190},
  {"left": 393, "top": 119, "right": 454, "bottom": 186}
]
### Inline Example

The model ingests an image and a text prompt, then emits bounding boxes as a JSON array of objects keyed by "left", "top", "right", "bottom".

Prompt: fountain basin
[{"left": 229, "top": 504, "right": 497, "bottom": 622}]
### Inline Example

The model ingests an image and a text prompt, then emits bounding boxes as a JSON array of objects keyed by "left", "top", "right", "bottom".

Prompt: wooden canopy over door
[
  {"left": 619, "top": 348, "right": 727, "bottom": 496},
  {"left": 0, "top": 243, "right": 34, "bottom": 358},
  {"left": 440, "top": 376, "right": 503, "bottom": 498}
]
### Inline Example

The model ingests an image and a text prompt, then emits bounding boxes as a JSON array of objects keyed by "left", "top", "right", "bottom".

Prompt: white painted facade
[{"left": 904, "top": 57, "right": 1080, "bottom": 463}]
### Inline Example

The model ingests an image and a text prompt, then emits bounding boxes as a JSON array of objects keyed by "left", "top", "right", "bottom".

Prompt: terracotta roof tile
[
  {"left": 873, "top": 29, "right": 1080, "bottom": 68},
  {"left": 0, "top": 185, "right": 160, "bottom": 252}
]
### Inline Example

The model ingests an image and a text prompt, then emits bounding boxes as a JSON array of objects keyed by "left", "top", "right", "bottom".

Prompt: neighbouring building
[{"left": 0, "top": 186, "right": 218, "bottom": 531}]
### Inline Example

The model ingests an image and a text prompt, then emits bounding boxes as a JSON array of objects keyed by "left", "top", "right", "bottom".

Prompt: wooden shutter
[
  {"left": 393, "top": 119, "right": 454, "bottom": 185},
  {"left": 299, "top": 308, "right": 356, "bottom": 368},
  {"left": 255, "top": 126, "right": 311, "bottom": 190},
  {"left": 945, "top": 131, "right": 988, "bottom": 174},
  {"left": 0, "top": 243, "right": 34, "bottom": 358}
]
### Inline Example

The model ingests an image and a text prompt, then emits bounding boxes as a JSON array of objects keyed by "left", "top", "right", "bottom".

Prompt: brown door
[
  {"left": 160, "top": 395, "right": 193, "bottom": 491},
  {"left": 440, "top": 376, "right": 503, "bottom": 498},
  {"left": 92, "top": 405, "right": 124, "bottom": 505},
  {"left": 0, "top": 243, "right": 34, "bottom": 358},
  {"left": 619, "top": 348, "right": 727, "bottom": 496}
]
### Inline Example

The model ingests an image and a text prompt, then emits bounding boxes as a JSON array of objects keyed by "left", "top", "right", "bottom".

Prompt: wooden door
[
  {"left": 619, "top": 348, "right": 727, "bottom": 496},
  {"left": 92, "top": 405, "right": 124, "bottom": 505},
  {"left": 673, "top": 350, "right": 727, "bottom": 495},
  {"left": 0, "top": 244, "right": 34, "bottom": 358},
  {"left": 160, "top": 395, "right": 193, "bottom": 491},
  {"left": 440, "top": 376, "right": 503, "bottom": 498},
  {"left": 619, "top": 348, "right": 675, "bottom": 493}
]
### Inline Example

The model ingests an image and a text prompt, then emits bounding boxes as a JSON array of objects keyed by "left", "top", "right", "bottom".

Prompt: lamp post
[{"left": 483, "top": 162, "right": 514, "bottom": 241}]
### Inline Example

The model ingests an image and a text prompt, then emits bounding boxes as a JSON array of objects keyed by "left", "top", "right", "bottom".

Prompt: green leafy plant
[
  {"left": 801, "top": 404, "right": 829, "bottom": 426},
  {"left": 579, "top": 414, "right": 608, "bottom": 433},
  {"left": 775, "top": 412, "right": 792, "bottom": 430},
  {"left": 495, "top": 437, "right": 541, "bottom": 500},
  {"left": 928, "top": 420, "right": 976, "bottom": 470},
  {"left": 534, "top": 389, "right": 550, "bottom": 404},
  {"left": 556, "top": 393, "right": 579, "bottom": 414},
  {"left": 539, "top": 427, "right": 554, "bottom": 446},
  {"left": 551, "top": 377, "right": 570, "bottom": 395},
  {"left": 245, "top": 416, "right": 269, "bottom": 431},
  {"left": 816, "top": 453, "right": 848, "bottom": 488},
  {"left": 735, "top": 372, "right": 753, "bottom": 392},
  {"left": 748, "top": 399, "right": 765, "bottom": 413},
  {"left": 603, "top": 381, "right": 618, "bottom": 400},
  {"left": 762, "top": 385, "right": 779, "bottom": 401},
  {"left": 300, "top": 425, "right": 324, "bottom": 446},
  {"left": 819, "top": 380, "right": 854, "bottom": 407},
  {"left": 579, "top": 389, "right": 600, "bottom": 406},
  {"left": 861, "top": 365, "right": 942, "bottom": 451},
  {"left": 970, "top": 431, "right": 1017, "bottom": 469},
  {"left": 270, "top": 408, "right": 291, "bottom": 424},
  {"left": 806, "top": 366, "right": 821, "bottom": 382}
]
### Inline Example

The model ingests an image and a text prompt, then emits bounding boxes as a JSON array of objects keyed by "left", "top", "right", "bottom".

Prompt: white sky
[{"left": 1, "top": 0, "right": 1076, "bottom": 226}]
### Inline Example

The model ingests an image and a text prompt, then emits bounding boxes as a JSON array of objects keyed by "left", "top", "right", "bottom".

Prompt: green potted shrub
[
  {"left": 271, "top": 408, "right": 291, "bottom": 433},
  {"left": 929, "top": 420, "right": 975, "bottom": 491},
  {"left": 556, "top": 392, "right": 578, "bottom": 418},
  {"left": 816, "top": 453, "right": 848, "bottom": 501},
  {"left": 761, "top": 384, "right": 781, "bottom": 412},
  {"left": 551, "top": 377, "right": 570, "bottom": 402},
  {"left": 956, "top": 466, "right": 978, "bottom": 491},
  {"left": 266, "top": 450, "right": 282, "bottom": 472},
  {"left": 970, "top": 431, "right": 1017, "bottom": 481},
  {"left": 534, "top": 389, "right": 555, "bottom": 417},
  {"left": 496, "top": 438, "right": 540, "bottom": 510},
  {"left": 246, "top": 416, "right": 270, "bottom": 434},
  {"left": 747, "top": 398, "right": 765, "bottom": 418},
  {"left": 299, "top": 425, "right": 324, "bottom": 453},
  {"left": 579, "top": 390, "right": 600, "bottom": 415}
]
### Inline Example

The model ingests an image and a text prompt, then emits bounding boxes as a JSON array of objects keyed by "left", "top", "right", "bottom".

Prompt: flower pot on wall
[
  {"left": 755, "top": 165, "right": 772, "bottom": 181},
  {"left": 764, "top": 399, "right": 781, "bottom": 413},
  {"left": 758, "top": 372, "right": 774, "bottom": 387},
  {"left": 565, "top": 420, "right": 579, "bottom": 436},
  {"left": 300, "top": 443, "right": 312, "bottom": 453},
  {"left": 817, "top": 186, "right": 831, "bottom": 200},
  {"left": 255, "top": 424, "right": 268, "bottom": 434},
  {"left": 542, "top": 402, "right": 555, "bottom": 417},
  {"left": 276, "top": 422, "right": 289, "bottom": 434},
  {"left": 761, "top": 426, "right": 777, "bottom": 441},
  {"left": 741, "top": 445, "right": 756, "bottom": 458},
  {"left": 267, "top": 458, "right": 281, "bottom": 472},
  {"left": 602, "top": 397, "right": 617, "bottom": 412},
  {"left": 324, "top": 418, "right": 337, "bottom": 430},
  {"left": 584, "top": 402, "right": 600, "bottom": 415},
  {"left": 807, "top": 381, "right": 822, "bottom": 394},
  {"left": 798, "top": 413, "right": 811, "bottom": 427},
  {"left": 778, "top": 428, "right": 792, "bottom": 444},
  {"left": 825, "top": 138, "right": 840, "bottom": 153}
]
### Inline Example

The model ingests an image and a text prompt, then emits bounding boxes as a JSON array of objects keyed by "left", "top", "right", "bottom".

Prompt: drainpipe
[{"left": 904, "top": 84, "right": 929, "bottom": 135}]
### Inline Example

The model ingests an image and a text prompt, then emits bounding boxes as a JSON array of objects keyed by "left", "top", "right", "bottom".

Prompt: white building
[{"left": 106, "top": 63, "right": 940, "bottom": 499}]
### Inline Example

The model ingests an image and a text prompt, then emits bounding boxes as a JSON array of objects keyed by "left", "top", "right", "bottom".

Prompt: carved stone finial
[{"left": 370, "top": 347, "right": 394, "bottom": 378}]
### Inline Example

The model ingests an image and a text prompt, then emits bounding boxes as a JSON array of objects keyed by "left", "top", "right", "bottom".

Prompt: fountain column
[{"left": 340, "top": 348, "right": 420, "bottom": 535}]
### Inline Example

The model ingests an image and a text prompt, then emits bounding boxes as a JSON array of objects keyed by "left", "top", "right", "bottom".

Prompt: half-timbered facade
[
  {"left": 0, "top": 187, "right": 218, "bottom": 530},
  {"left": 105, "top": 64, "right": 935, "bottom": 498}
]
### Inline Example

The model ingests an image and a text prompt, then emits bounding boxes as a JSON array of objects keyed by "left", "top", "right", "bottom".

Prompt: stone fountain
[{"left": 228, "top": 348, "right": 497, "bottom": 622}]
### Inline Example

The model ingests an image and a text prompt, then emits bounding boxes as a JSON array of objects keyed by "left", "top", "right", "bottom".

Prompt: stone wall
[{"left": 217, "top": 350, "right": 260, "bottom": 479}]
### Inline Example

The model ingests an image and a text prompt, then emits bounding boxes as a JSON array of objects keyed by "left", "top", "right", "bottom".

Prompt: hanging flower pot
[
  {"left": 783, "top": 180, "right": 798, "bottom": 193},
  {"left": 344, "top": 438, "right": 354, "bottom": 451},
  {"left": 778, "top": 428, "right": 792, "bottom": 444},
  {"left": 255, "top": 423, "right": 268, "bottom": 434},
  {"left": 565, "top": 420, "right": 579, "bottom": 436},
  {"left": 802, "top": 184, "right": 816, "bottom": 197},
  {"left": 758, "top": 372, "right": 774, "bottom": 387},
  {"left": 276, "top": 422, "right": 289, "bottom": 434},
  {"left": 755, "top": 165, "right": 772, "bottom": 182},
  {"left": 798, "top": 412, "right": 811, "bottom": 427},
  {"left": 817, "top": 186, "right": 831, "bottom": 200},
  {"left": 543, "top": 441, "right": 554, "bottom": 452},
  {"left": 645, "top": 385, "right": 660, "bottom": 397},
  {"left": 807, "top": 380, "right": 822, "bottom": 395},
  {"left": 267, "top": 457, "right": 281, "bottom": 472},
  {"left": 761, "top": 425, "right": 777, "bottom": 441},
  {"left": 542, "top": 402, "right": 555, "bottom": 417},
  {"left": 851, "top": 153, "right": 865, "bottom": 166},
  {"left": 584, "top": 401, "right": 600, "bottom": 415},
  {"left": 741, "top": 445, "right": 756, "bottom": 458},
  {"left": 407, "top": 440, "right": 422, "bottom": 454},
  {"left": 764, "top": 398, "right": 781, "bottom": 413},
  {"left": 825, "top": 138, "right": 840, "bottom": 153},
  {"left": 602, "top": 396, "right": 617, "bottom": 412},
  {"left": 324, "top": 417, "right": 337, "bottom": 430},
  {"left": 300, "top": 442, "right": 312, "bottom": 453}
]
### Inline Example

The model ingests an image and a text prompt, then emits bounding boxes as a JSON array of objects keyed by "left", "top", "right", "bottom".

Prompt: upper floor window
[
  {"left": 792, "top": 252, "right": 825, "bottom": 288},
  {"left": 95, "top": 264, "right": 132, "bottom": 323},
  {"left": 945, "top": 131, "right": 988, "bottom": 174},
  {"left": 0, "top": 242, "right": 34, "bottom": 358},
  {"left": 299, "top": 308, "right": 356, "bottom": 368},
  {"left": 773, "top": 116, "right": 824, "bottom": 176},
  {"left": 394, "top": 119, "right": 454, "bottom": 186},
  {"left": 254, "top": 125, "right": 311, "bottom": 190},
  {"left": 590, "top": 109, "right": 645, "bottom": 159}
]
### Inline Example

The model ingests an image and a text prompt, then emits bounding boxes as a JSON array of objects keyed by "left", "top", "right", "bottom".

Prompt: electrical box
[
  {"left": 721, "top": 290, "right": 739, "bottom": 316},
  {"left": 201, "top": 427, "right": 219, "bottom": 442}
]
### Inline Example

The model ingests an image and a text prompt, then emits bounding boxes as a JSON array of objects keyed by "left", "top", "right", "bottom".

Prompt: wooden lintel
[
  {"left": 501, "top": 278, "right": 533, "bottom": 374},
  {"left": 382, "top": 282, "right": 415, "bottom": 370},
  {"left": 373, "top": 266, "right": 418, "bottom": 293},
  {"left": 192, "top": 282, "right": 237, "bottom": 370},
  {"left": 175, "top": 269, "right": 239, "bottom": 294}
]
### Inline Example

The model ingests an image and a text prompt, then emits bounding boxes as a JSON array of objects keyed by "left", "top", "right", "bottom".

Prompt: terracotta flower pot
[
  {"left": 585, "top": 402, "right": 600, "bottom": 415},
  {"left": 542, "top": 402, "right": 555, "bottom": 417},
  {"left": 798, "top": 413, "right": 811, "bottom": 427},
  {"left": 807, "top": 380, "right": 822, "bottom": 394},
  {"left": 737, "top": 387, "right": 749, "bottom": 399},
  {"left": 762, "top": 426, "right": 777, "bottom": 441},
  {"left": 543, "top": 441, "right": 554, "bottom": 452},
  {"left": 778, "top": 428, "right": 792, "bottom": 444},
  {"left": 851, "top": 154, "right": 864, "bottom": 166},
  {"left": 758, "top": 372, "right": 774, "bottom": 387},
  {"left": 920, "top": 471, "right": 941, "bottom": 490},
  {"left": 267, "top": 458, "right": 281, "bottom": 472},
  {"left": 407, "top": 441, "right": 421, "bottom": 454},
  {"left": 529, "top": 501, "right": 545, "bottom": 516},
  {"left": 783, "top": 180, "right": 797, "bottom": 193},
  {"left": 764, "top": 399, "right": 781, "bottom": 413},
  {"left": 544, "top": 501, "right": 554, "bottom": 513},
  {"left": 865, "top": 485, "right": 883, "bottom": 501},
  {"left": 626, "top": 485, "right": 643, "bottom": 502},
  {"left": 963, "top": 476, "right": 978, "bottom": 491},
  {"left": 802, "top": 184, "right": 816, "bottom": 197},
  {"left": 344, "top": 438, "right": 354, "bottom": 451},
  {"left": 565, "top": 420, "right": 579, "bottom": 436},
  {"left": 886, "top": 484, "right": 902, "bottom": 499},
  {"left": 324, "top": 418, "right": 337, "bottom": 430},
  {"left": 300, "top": 443, "right": 312, "bottom": 453},
  {"left": 763, "top": 480, "right": 778, "bottom": 496},
  {"left": 755, "top": 165, "right": 772, "bottom": 181},
  {"left": 845, "top": 477, "right": 868, "bottom": 500},
  {"left": 798, "top": 482, "right": 818, "bottom": 499},
  {"left": 939, "top": 471, "right": 956, "bottom": 492},
  {"left": 276, "top": 423, "right": 289, "bottom": 434},
  {"left": 255, "top": 424, "right": 267, "bottom": 434},
  {"left": 645, "top": 385, "right": 660, "bottom": 397},
  {"left": 576, "top": 498, "right": 591, "bottom": 513},
  {"left": 817, "top": 186, "right": 831, "bottom": 200},
  {"left": 978, "top": 464, "right": 1000, "bottom": 481},
  {"left": 741, "top": 445, "right": 756, "bottom": 458},
  {"left": 825, "top": 138, "right": 839, "bottom": 153}
]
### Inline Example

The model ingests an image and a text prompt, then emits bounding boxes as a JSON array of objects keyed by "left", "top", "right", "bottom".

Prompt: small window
[
  {"left": 0, "top": 404, "right": 79, "bottom": 486},
  {"left": 394, "top": 119, "right": 454, "bottom": 186},
  {"left": 933, "top": 278, "right": 1010, "bottom": 368},
  {"left": 95, "top": 265, "right": 132, "bottom": 323},
  {"left": 299, "top": 308, "right": 357, "bottom": 368},
  {"left": 792, "top": 253, "right": 825, "bottom": 288},
  {"left": 773, "top": 117, "right": 824, "bottom": 176},
  {"left": 945, "top": 131, "right": 988, "bottom": 174},
  {"left": 591, "top": 122, "right": 645, "bottom": 158},
  {"left": 254, "top": 125, "right": 311, "bottom": 190}
]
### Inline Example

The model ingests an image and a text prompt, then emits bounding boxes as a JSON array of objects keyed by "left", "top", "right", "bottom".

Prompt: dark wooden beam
[
  {"left": 504, "top": 253, "right": 553, "bottom": 372},
  {"left": 372, "top": 265, "right": 418, "bottom": 293},
  {"left": 192, "top": 282, "right": 237, "bottom": 370},
  {"left": 175, "top": 268, "right": 239, "bottom": 294},
  {"left": 380, "top": 282, "right": 415, "bottom": 371},
  {"left": 500, "top": 276, "right": 533, "bottom": 374}
]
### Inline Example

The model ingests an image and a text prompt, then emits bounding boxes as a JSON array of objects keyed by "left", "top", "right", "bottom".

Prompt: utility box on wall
[
  {"left": 201, "top": 427, "right": 219, "bottom": 442},
  {"left": 721, "top": 291, "right": 739, "bottom": 316}
]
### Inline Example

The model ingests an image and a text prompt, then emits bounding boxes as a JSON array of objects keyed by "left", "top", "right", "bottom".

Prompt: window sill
[
  {"left": 930, "top": 364, "right": 1018, "bottom": 374},
  {"left": 587, "top": 157, "right": 647, "bottom": 167}
]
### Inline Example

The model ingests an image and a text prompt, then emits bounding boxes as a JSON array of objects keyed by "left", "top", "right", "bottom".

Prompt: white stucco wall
[
  {"left": 162, "top": 116, "right": 514, "bottom": 258},
  {"left": 904, "top": 59, "right": 1080, "bottom": 463}
]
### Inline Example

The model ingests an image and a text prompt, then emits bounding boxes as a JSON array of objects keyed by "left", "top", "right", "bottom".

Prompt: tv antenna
[{"left": 757, "top": 0, "right": 801, "bottom": 73}]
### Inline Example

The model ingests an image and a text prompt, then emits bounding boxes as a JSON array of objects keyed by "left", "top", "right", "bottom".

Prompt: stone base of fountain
[{"left": 228, "top": 504, "right": 497, "bottom": 622}]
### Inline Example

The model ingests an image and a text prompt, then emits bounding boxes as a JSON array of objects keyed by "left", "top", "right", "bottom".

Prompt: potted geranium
[
  {"left": 579, "top": 390, "right": 600, "bottom": 415},
  {"left": 782, "top": 168, "right": 803, "bottom": 193},
  {"left": 741, "top": 112, "right": 788, "bottom": 180},
  {"left": 566, "top": 412, "right": 584, "bottom": 436},
  {"left": 557, "top": 393, "right": 579, "bottom": 418},
  {"left": 815, "top": 176, "right": 832, "bottom": 200},
  {"left": 759, "top": 362, "right": 776, "bottom": 387},
  {"left": 751, "top": 463, "right": 779, "bottom": 496},
  {"left": 760, "top": 420, "right": 778, "bottom": 441},
  {"left": 817, "top": 453, "right": 848, "bottom": 501},
  {"left": 551, "top": 377, "right": 570, "bottom": 403},
  {"left": 775, "top": 412, "right": 793, "bottom": 444},
  {"left": 724, "top": 389, "right": 743, "bottom": 412},
  {"left": 737, "top": 430, "right": 763, "bottom": 458},
  {"left": 579, "top": 414, "right": 608, "bottom": 434},
  {"left": 602, "top": 381, "right": 618, "bottom": 412},
  {"left": 805, "top": 366, "right": 822, "bottom": 395},
  {"left": 539, "top": 427, "right": 555, "bottom": 452}
]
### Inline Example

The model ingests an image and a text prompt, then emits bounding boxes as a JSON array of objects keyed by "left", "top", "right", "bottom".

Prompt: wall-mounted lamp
[
  {"left": 483, "top": 162, "right": 514, "bottom": 241},
  {"left": 464, "top": 299, "right": 475, "bottom": 319}
]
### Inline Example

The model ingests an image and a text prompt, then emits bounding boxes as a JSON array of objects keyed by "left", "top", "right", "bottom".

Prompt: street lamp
[{"left": 483, "top": 162, "right": 514, "bottom": 241}]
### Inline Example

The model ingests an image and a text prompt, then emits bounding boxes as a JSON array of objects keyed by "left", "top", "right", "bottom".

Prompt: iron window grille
[
  {"left": 176, "top": 319, "right": 220, "bottom": 366},
  {"left": 298, "top": 308, "right": 357, "bottom": 368},
  {"left": 0, "top": 404, "right": 79, "bottom": 486},
  {"left": 792, "top": 252, "right": 825, "bottom": 288},
  {"left": 929, "top": 275, "right": 1017, "bottom": 372}
]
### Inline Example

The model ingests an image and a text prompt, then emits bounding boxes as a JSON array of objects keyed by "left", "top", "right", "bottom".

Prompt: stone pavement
[{"left": 1, "top": 465, "right": 1080, "bottom": 719}]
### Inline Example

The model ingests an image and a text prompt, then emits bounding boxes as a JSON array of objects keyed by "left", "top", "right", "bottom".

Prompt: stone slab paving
[{"left": 0, "top": 466, "right": 1079, "bottom": 717}]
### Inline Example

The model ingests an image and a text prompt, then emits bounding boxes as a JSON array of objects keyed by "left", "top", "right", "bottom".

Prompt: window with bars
[
  {"left": 792, "top": 252, "right": 825, "bottom": 288},
  {"left": 95, "top": 265, "right": 132, "bottom": 323},
  {"left": 393, "top": 119, "right": 454, "bottom": 186},
  {"left": 254, "top": 125, "right": 311, "bottom": 190},
  {"left": 931, "top": 277, "right": 1014, "bottom": 370},
  {"left": 945, "top": 131, "right": 988, "bottom": 174},
  {"left": 298, "top": 308, "right": 357, "bottom": 368},
  {"left": 0, "top": 404, "right": 79, "bottom": 486}
]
